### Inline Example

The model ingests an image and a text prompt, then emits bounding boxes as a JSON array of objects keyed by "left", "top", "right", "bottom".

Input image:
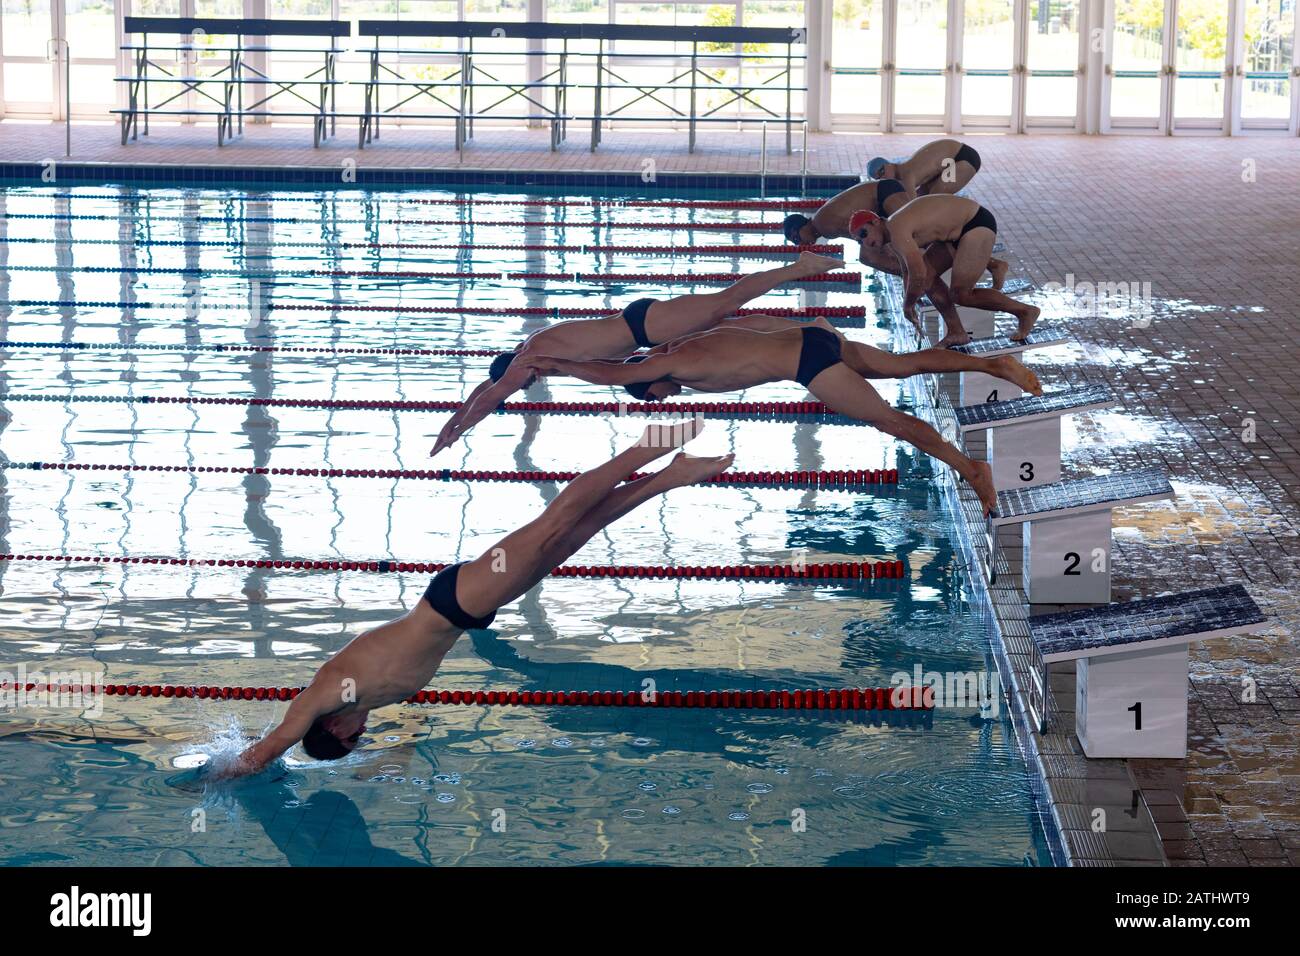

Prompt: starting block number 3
[{"left": 988, "top": 417, "right": 1061, "bottom": 491}]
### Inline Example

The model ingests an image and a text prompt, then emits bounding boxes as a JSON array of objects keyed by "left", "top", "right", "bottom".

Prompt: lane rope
[
  {"left": 3, "top": 460, "right": 898, "bottom": 488},
  {"left": 0, "top": 681, "right": 934, "bottom": 710},
  {"left": 0, "top": 301, "right": 865, "bottom": 321},
  {"left": 11, "top": 193, "right": 824, "bottom": 212},
  {"left": 2, "top": 213, "right": 791, "bottom": 232},
  {"left": 0, "top": 553, "right": 908, "bottom": 580},
  {"left": 0, "top": 338, "right": 496, "bottom": 356},
  {"left": 0, "top": 264, "right": 855, "bottom": 287},
  {"left": 0, "top": 393, "right": 848, "bottom": 421},
  {"left": 0, "top": 341, "right": 500, "bottom": 358},
  {"left": 1, "top": 236, "right": 841, "bottom": 257}
]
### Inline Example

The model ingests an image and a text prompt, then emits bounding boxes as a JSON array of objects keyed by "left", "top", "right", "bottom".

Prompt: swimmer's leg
[
  {"left": 949, "top": 228, "right": 1039, "bottom": 341},
  {"left": 452, "top": 422, "right": 704, "bottom": 616},
  {"left": 920, "top": 243, "right": 967, "bottom": 345},
  {"left": 643, "top": 252, "right": 842, "bottom": 342},
  {"left": 553, "top": 448, "right": 735, "bottom": 554},
  {"left": 840, "top": 341, "right": 1041, "bottom": 394},
  {"left": 806, "top": 364, "right": 996, "bottom": 515}
]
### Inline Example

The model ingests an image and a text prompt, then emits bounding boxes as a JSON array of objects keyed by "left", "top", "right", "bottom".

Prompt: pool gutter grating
[{"left": 880, "top": 274, "right": 1167, "bottom": 869}]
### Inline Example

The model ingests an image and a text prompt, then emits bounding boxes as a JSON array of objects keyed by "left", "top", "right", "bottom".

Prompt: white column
[
  {"left": 809, "top": 0, "right": 829, "bottom": 132},
  {"left": 1012, "top": 0, "right": 1026, "bottom": 133},
  {"left": 882, "top": 0, "right": 897, "bottom": 130},
  {"left": 948, "top": 0, "right": 963, "bottom": 131},
  {"left": 1090, "top": 0, "right": 1112, "bottom": 134},
  {"left": 528, "top": 0, "right": 544, "bottom": 128},
  {"left": 1226, "top": 0, "right": 1244, "bottom": 135}
]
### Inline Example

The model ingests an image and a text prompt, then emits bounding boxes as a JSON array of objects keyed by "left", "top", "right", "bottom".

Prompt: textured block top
[
  {"left": 947, "top": 329, "right": 1069, "bottom": 357},
  {"left": 993, "top": 467, "right": 1173, "bottom": 526},
  {"left": 957, "top": 384, "right": 1114, "bottom": 431},
  {"left": 1028, "top": 584, "right": 1265, "bottom": 662}
]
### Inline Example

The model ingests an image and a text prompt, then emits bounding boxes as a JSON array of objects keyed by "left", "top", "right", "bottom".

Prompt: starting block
[
  {"left": 947, "top": 328, "right": 1069, "bottom": 358},
  {"left": 991, "top": 468, "right": 1174, "bottom": 605},
  {"left": 949, "top": 329, "right": 1070, "bottom": 407},
  {"left": 920, "top": 273, "right": 1040, "bottom": 408},
  {"left": 956, "top": 384, "right": 1115, "bottom": 490},
  {"left": 1027, "top": 585, "right": 1265, "bottom": 757}
]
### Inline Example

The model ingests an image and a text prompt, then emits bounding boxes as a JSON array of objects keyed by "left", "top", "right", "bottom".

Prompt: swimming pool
[{"left": 0, "top": 182, "right": 1053, "bottom": 866}]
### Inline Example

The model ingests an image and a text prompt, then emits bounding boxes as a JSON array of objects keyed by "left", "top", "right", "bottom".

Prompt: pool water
[{"left": 0, "top": 184, "right": 1053, "bottom": 866}]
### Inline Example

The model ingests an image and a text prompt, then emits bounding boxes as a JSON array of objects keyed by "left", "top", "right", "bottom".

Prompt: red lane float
[
  {"left": 34, "top": 192, "right": 825, "bottom": 212},
  {"left": 0, "top": 552, "right": 907, "bottom": 581},
  {"left": 5, "top": 461, "right": 900, "bottom": 487},
  {"left": 3, "top": 301, "right": 866, "bottom": 321},
  {"left": 311, "top": 270, "right": 498, "bottom": 279},
  {"left": 0, "top": 393, "right": 851, "bottom": 420},
  {"left": 408, "top": 197, "right": 826, "bottom": 211},
  {"left": 388, "top": 219, "right": 786, "bottom": 232},
  {"left": 507, "top": 271, "right": 860, "bottom": 286},
  {"left": 0, "top": 681, "right": 935, "bottom": 710},
  {"left": 0, "top": 342, "right": 501, "bottom": 358},
  {"left": 339, "top": 242, "right": 841, "bottom": 256}
]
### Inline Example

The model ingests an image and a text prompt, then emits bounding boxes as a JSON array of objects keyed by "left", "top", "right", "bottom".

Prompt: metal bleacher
[{"left": 114, "top": 17, "right": 807, "bottom": 152}]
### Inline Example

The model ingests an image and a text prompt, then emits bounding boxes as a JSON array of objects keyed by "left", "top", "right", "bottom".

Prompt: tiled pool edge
[{"left": 878, "top": 278, "right": 1167, "bottom": 869}]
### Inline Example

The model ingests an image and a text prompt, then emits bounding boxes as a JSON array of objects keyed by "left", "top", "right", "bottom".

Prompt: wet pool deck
[{"left": 1, "top": 119, "right": 1298, "bottom": 867}]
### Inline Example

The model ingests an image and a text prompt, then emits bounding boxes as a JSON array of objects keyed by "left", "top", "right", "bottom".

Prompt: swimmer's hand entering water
[{"left": 218, "top": 684, "right": 332, "bottom": 779}]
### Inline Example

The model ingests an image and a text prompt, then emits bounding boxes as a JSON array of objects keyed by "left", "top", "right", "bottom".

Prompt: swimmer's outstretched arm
[
  {"left": 431, "top": 362, "right": 535, "bottom": 457},
  {"left": 889, "top": 235, "right": 929, "bottom": 318},
  {"left": 223, "top": 684, "right": 332, "bottom": 778},
  {"left": 525, "top": 353, "right": 678, "bottom": 387}
]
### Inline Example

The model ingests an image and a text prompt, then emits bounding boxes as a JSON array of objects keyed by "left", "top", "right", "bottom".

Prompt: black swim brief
[
  {"left": 958, "top": 204, "right": 997, "bottom": 241},
  {"left": 795, "top": 326, "right": 843, "bottom": 388},
  {"left": 953, "top": 142, "right": 982, "bottom": 172},
  {"left": 622, "top": 298, "right": 659, "bottom": 349},
  {"left": 423, "top": 562, "right": 498, "bottom": 630},
  {"left": 875, "top": 178, "right": 906, "bottom": 217}
]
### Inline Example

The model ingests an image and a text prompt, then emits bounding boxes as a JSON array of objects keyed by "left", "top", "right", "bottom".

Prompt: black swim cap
[
  {"left": 622, "top": 354, "right": 662, "bottom": 402},
  {"left": 301, "top": 717, "right": 352, "bottom": 761},
  {"left": 782, "top": 213, "right": 812, "bottom": 244},
  {"left": 488, "top": 351, "right": 516, "bottom": 382}
]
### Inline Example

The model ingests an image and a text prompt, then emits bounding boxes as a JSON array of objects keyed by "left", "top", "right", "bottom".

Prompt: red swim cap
[{"left": 848, "top": 209, "right": 880, "bottom": 237}]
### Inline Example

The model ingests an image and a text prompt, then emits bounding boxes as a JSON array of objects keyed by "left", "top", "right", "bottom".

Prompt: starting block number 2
[{"left": 1064, "top": 548, "right": 1107, "bottom": 575}]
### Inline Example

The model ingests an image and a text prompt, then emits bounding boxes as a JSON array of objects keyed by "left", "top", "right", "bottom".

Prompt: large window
[{"left": 2, "top": 0, "right": 1297, "bottom": 133}]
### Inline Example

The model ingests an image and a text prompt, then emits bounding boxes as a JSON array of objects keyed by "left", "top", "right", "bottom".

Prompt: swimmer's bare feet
[
  {"left": 639, "top": 418, "right": 705, "bottom": 452},
  {"left": 1011, "top": 304, "right": 1041, "bottom": 342},
  {"left": 797, "top": 251, "right": 844, "bottom": 276},
  {"left": 966, "top": 460, "right": 997, "bottom": 517},
  {"left": 988, "top": 355, "right": 1042, "bottom": 396},
  {"left": 664, "top": 451, "right": 736, "bottom": 486},
  {"left": 936, "top": 327, "right": 973, "bottom": 349},
  {"left": 989, "top": 258, "right": 1010, "bottom": 291}
]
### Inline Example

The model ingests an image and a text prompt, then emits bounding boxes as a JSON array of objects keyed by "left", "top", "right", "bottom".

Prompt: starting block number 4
[{"left": 960, "top": 372, "right": 1024, "bottom": 408}]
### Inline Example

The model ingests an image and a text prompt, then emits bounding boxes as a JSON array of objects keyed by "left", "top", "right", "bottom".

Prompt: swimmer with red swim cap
[
  {"left": 852, "top": 199, "right": 1039, "bottom": 344},
  {"left": 428, "top": 252, "right": 841, "bottom": 456},
  {"left": 781, "top": 169, "right": 1007, "bottom": 348},
  {"left": 228, "top": 422, "right": 731, "bottom": 776},
  {"left": 519, "top": 316, "right": 1044, "bottom": 516}
]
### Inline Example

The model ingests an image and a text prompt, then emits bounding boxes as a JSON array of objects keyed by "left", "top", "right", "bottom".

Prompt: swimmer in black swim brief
[
  {"left": 229, "top": 422, "right": 734, "bottom": 776},
  {"left": 430, "top": 251, "right": 843, "bottom": 456},
  {"left": 865, "top": 138, "right": 982, "bottom": 197},
  {"left": 795, "top": 326, "right": 844, "bottom": 388},
  {"left": 520, "top": 316, "right": 1048, "bottom": 516},
  {"left": 854, "top": 195, "right": 1040, "bottom": 344}
]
